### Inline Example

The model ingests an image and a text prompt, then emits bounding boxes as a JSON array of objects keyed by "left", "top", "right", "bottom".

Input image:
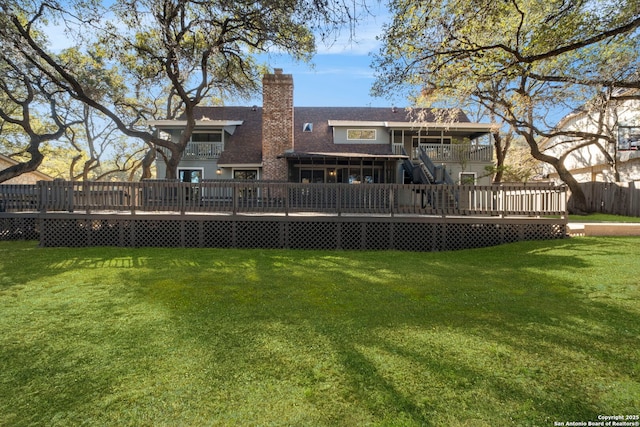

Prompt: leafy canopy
[
  {"left": 373, "top": 0, "right": 640, "bottom": 115},
  {"left": 373, "top": 0, "right": 640, "bottom": 211},
  {"left": 1, "top": 0, "right": 358, "bottom": 178}
]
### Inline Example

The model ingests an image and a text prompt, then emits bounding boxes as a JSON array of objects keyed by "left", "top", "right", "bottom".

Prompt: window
[
  {"left": 303, "top": 123, "right": 313, "bottom": 132},
  {"left": 459, "top": 172, "right": 476, "bottom": 185},
  {"left": 179, "top": 169, "right": 203, "bottom": 201},
  {"left": 300, "top": 169, "right": 324, "bottom": 183},
  {"left": 233, "top": 170, "right": 257, "bottom": 180},
  {"left": 618, "top": 126, "right": 640, "bottom": 150},
  {"left": 186, "top": 131, "right": 224, "bottom": 158},
  {"left": 191, "top": 132, "right": 222, "bottom": 142},
  {"left": 234, "top": 170, "right": 257, "bottom": 198},
  {"left": 412, "top": 136, "right": 452, "bottom": 159},
  {"left": 413, "top": 135, "right": 452, "bottom": 145},
  {"left": 179, "top": 169, "right": 202, "bottom": 183},
  {"left": 335, "top": 166, "right": 384, "bottom": 184},
  {"left": 347, "top": 129, "right": 376, "bottom": 140}
]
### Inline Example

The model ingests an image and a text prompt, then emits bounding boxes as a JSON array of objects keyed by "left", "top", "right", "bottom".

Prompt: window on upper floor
[
  {"left": 347, "top": 129, "right": 376, "bottom": 140},
  {"left": 412, "top": 136, "right": 452, "bottom": 159},
  {"left": 191, "top": 131, "right": 222, "bottom": 142},
  {"left": 413, "top": 134, "right": 452, "bottom": 145},
  {"left": 618, "top": 126, "right": 640, "bottom": 150}
]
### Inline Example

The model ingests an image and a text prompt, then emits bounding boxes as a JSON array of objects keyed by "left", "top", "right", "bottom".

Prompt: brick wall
[{"left": 262, "top": 69, "right": 294, "bottom": 182}]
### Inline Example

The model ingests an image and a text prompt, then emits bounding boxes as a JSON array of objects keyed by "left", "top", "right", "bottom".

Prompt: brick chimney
[{"left": 262, "top": 69, "right": 294, "bottom": 182}]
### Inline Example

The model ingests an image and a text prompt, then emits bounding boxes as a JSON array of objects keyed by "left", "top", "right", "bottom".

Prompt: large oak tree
[
  {"left": 373, "top": 0, "right": 640, "bottom": 212},
  {"left": 0, "top": 46, "right": 81, "bottom": 182},
  {"left": 1, "top": 0, "right": 358, "bottom": 180}
]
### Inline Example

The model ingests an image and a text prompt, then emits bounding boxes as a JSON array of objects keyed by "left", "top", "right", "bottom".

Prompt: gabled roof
[
  {"left": 184, "top": 106, "right": 264, "bottom": 165},
  {"left": 157, "top": 106, "right": 485, "bottom": 165}
]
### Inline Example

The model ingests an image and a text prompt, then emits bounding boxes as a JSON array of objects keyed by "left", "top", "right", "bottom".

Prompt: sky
[
  {"left": 243, "top": 53, "right": 397, "bottom": 108},
  {"left": 238, "top": 52, "right": 406, "bottom": 109},
  {"left": 235, "top": 7, "right": 403, "bottom": 109},
  {"left": 46, "top": 5, "right": 400, "bottom": 109}
]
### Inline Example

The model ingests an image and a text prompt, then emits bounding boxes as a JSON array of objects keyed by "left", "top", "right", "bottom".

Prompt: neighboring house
[
  {"left": 541, "top": 94, "right": 640, "bottom": 183},
  {"left": 0, "top": 153, "right": 53, "bottom": 184},
  {"left": 150, "top": 69, "right": 494, "bottom": 185}
]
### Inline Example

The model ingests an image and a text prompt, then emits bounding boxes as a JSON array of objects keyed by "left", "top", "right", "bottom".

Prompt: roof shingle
[{"left": 192, "top": 106, "right": 470, "bottom": 165}]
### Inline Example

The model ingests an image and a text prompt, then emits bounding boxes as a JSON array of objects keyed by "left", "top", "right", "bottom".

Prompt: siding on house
[
  {"left": 151, "top": 70, "right": 495, "bottom": 184},
  {"left": 541, "top": 97, "right": 640, "bottom": 183}
]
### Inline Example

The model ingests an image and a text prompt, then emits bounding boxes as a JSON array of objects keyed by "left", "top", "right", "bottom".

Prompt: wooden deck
[{"left": 1, "top": 180, "right": 568, "bottom": 251}]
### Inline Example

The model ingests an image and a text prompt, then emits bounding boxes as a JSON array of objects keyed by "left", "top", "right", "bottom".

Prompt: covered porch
[{"left": 283, "top": 152, "right": 406, "bottom": 184}]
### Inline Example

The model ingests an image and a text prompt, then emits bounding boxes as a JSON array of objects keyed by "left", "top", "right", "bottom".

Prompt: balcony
[
  {"left": 184, "top": 141, "right": 224, "bottom": 160},
  {"left": 392, "top": 143, "right": 493, "bottom": 162},
  {"left": 420, "top": 143, "right": 493, "bottom": 162}
]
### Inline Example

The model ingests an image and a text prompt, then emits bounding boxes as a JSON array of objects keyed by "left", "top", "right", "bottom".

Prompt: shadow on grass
[
  {"left": 131, "top": 238, "right": 640, "bottom": 424},
  {"left": 1, "top": 238, "right": 639, "bottom": 425}
]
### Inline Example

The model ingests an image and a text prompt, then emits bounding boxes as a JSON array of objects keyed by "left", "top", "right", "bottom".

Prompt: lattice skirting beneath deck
[
  {"left": 0, "top": 215, "right": 39, "bottom": 241},
  {"left": 0, "top": 213, "right": 569, "bottom": 251}
]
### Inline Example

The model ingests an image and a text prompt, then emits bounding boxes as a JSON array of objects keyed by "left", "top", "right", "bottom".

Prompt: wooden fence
[
  {"left": 568, "top": 182, "right": 640, "bottom": 217},
  {"left": 0, "top": 180, "right": 567, "bottom": 217}
]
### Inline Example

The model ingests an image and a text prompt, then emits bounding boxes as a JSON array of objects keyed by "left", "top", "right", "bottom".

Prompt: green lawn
[
  {"left": 569, "top": 213, "right": 640, "bottom": 223},
  {"left": 1, "top": 239, "right": 639, "bottom": 426}
]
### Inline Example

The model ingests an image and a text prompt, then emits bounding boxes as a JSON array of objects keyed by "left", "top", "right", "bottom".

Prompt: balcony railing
[
  {"left": 420, "top": 143, "right": 493, "bottom": 162},
  {"left": 158, "top": 141, "right": 224, "bottom": 160},
  {"left": 184, "top": 141, "right": 224, "bottom": 159},
  {"left": 393, "top": 143, "right": 493, "bottom": 162},
  {"left": 1, "top": 180, "right": 567, "bottom": 217}
]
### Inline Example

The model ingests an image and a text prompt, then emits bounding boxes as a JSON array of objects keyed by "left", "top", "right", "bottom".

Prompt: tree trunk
[
  {"left": 493, "top": 168, "right": 504, "bottom": 184},
  {"left": 0, "top": 149, "right": 45, "bottom": 183},
  {"left": 140, "top": 147, "right": 156, "bottom": 180},
  {"left": 165, "top": 155, "right": 179, "bottom": 179},
  {"left": 492, "top": 131, "right": 505, "bottom": 183},
  {"left": 522, "top": 132, "right": 588, "bottom": 214},
  {"left": 555, "top": 163, "right": 588, "bottom": 214}
]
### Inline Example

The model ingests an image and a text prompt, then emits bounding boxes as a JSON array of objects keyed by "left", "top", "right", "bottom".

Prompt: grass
[
  {"left": 569, "top": 212, "right": 640, "bottom": 222},
  {"left": 0, "top": 239, "right": 639, "bottom": 426}
]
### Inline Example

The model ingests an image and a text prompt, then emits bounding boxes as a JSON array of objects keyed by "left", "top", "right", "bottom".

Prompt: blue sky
[
  {"left": 239, "top": 7, "right": 402, "bottom": 109},
  {"left": 242, "top": 53, "right": 402, "bottom": 109},
  {"left": 46, "top": 4, "right": 401, "bottom": 109}
]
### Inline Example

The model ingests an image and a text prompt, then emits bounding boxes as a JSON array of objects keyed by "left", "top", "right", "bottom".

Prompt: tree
[
  {"left": 372, "top": 0, "right": 640, "bottom": 212},
  {"left": 0, "top": 45, "right": 80, "bottom": 182},
  {"left": 1, "top": 0, "right": 360, "bottom": 179},
  {"left": 60, "top": 104, "right": 148, "bottom": 181}
]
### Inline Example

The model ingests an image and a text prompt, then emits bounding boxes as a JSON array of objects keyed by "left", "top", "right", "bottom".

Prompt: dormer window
[
  {"left": 303, "top": 123, "right": 313, "bottom": 132},
  {"left": 347, "top": 129, "right": 376, "bottom": 140}
]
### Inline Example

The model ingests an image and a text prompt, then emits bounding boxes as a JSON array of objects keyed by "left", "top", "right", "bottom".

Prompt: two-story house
[
  {"left": 150, "top": 69, "right": 494, "bottom": 185},
  {"left": 541, "top": 92, "right": 640, "bottom": 183}
]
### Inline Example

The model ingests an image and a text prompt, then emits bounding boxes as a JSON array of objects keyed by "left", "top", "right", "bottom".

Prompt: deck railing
[
  {"left": 420, "top": 143, "right": 493, "bottom": 162},
  {"left": 1, "top": 180, "right": 567, "bottom": 217},
  {"left": 393, "top": 142, "right": 493, "bottom": 163}
]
